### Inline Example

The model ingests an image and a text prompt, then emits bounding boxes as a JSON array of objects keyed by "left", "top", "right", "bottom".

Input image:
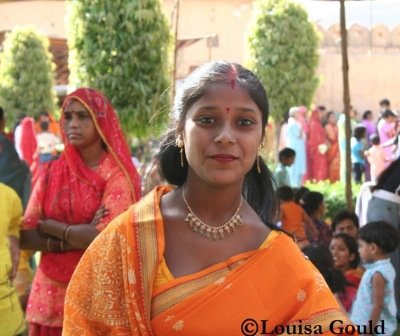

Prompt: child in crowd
[
  {"left": 331, "top": 209, "right": 359, "bottom": 239},
  {"left": 276, "top": 186, "right": 317, "bottom": 249},
  {"left": 351, "top": 221, "right": 399, "bottom": 335},
  {"left": 330, "top": 233, "right": 363, "bottom": 312},
  {"left": 301, "top": 191, "right": 332, "bottom": 248},
  {"left": 351, "top": 125, "right": 367, "bottom": 184},
  {"left": 273, "top": 147, "right": 295, "bottom": 188},
  {"left": 365, "top": 134, "right": 386, "bottom": 183}
]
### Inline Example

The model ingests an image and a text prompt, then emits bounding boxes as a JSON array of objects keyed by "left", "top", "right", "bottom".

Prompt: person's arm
[
  {"left": 369, "top": 272, "right": 385, "bottom": 332},
  {"left": 302, "top": 209, "right": 318, "bottom": 238},
  {"left": 8, "top": 192, "right": 23, "bottom": 280},
  {"left": 21, "top": 206, "right": 108, "bottom": 251}
]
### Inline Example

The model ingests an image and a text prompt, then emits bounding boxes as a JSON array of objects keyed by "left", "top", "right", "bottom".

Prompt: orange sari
[
  {"left": 63, "top": 186, "right": 355, "bottom": 336},
  {"left": 325, "top": 123, "right": 340, "bottom": 183}
]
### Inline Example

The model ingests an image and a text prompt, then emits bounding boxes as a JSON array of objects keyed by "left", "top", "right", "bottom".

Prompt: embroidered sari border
[{"left": 151, "top": 257, "right": 245, "bottom": 317}]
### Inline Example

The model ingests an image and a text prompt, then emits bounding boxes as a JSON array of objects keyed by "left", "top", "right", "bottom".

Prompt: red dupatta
[{"left": 23, "top": 88, "right": 141, "bottom": 283}]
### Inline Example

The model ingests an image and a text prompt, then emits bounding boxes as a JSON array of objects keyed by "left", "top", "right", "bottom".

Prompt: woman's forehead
[{"left": 64, "top": 99, "right": 87, "bottom": 112}]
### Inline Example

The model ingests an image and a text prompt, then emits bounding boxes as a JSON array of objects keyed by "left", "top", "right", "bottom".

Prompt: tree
[
  {"left": 67, "top": 0, "right": 171, "bottom": 139},
  {"left": 246, "top": 0, "right": 320, "bottom": 122},
  {"left": 0, "top": 26, "right": 58, "bottom": 124}
]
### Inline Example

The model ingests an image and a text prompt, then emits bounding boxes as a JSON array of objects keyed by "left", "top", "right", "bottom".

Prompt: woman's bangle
[
  {"left": 60, "top": 240, "right": 65, "bottom": 253},
  {"left": 46, "top": 238, "right": 51, "bottom": 252},
  {"left": 62, "top": 225, "right": 70, "bottom": 240},
  {"left": 64, "top": 225, "right": 73, "bottom": 241}
]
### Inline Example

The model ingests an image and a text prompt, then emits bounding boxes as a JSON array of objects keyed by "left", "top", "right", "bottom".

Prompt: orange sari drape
[
  {"left": 63, "top": 186, "right": 355, "bottom": 336},
  {"left": 325, "top": 123, "right": 340, "bottom": 183}
]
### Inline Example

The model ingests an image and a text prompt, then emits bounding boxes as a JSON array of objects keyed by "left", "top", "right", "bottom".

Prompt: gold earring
[
  {"left": 257, "top": 144, "right": 263, "bottom": 174},
  {"left": 176, "top": 136, "right": 184, "bottom": 168}
]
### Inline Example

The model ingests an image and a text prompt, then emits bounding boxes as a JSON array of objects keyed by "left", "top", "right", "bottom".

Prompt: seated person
[{"left": 331, "top": 210, "right": 359, "bottom": 239}]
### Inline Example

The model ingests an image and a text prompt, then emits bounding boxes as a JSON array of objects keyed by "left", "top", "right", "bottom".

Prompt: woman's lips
[{"left": 211, "top": 154, "right": 238, "bottom": 162}]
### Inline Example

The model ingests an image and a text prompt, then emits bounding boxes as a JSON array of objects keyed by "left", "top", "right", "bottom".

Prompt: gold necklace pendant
[{"left": 182, "top": 189, "right": 243, "bottom": 240}]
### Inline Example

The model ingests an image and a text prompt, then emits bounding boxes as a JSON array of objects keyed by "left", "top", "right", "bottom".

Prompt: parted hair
[{"left": 158, "top": 61, "right": 277, "bottom": 225}]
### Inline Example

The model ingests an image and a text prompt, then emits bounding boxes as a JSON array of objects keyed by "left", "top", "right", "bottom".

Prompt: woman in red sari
[
  {"left": 20, "top": 88, "right": 141, "bottom": 336},
  {"left": 325, "top": 111, "right": 340, "bottom": 183},
  {"left": 306, "top": 107, "right": 328, "bottom": 181}
]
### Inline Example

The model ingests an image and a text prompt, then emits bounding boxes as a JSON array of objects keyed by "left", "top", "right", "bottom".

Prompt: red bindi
[{"left": 225, "top": 107, "right": 231, "bottom": 114}]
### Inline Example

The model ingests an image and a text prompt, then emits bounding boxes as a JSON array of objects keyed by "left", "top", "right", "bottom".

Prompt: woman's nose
[{"left": 214, "top": 125, "right": 236, "bottom": 145}]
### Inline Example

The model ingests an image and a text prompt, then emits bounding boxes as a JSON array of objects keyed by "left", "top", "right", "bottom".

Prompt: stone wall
[{"left": 315, "top": 24, "right": 400, "bottom": 116}]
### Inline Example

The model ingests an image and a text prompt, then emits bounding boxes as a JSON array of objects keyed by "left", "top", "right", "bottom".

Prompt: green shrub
[
  {"left": 0, "top": 26, "right": 58, "bottom": 124},
  {"left": 304, "top": 181, "right": 361, "bottom": 224}
]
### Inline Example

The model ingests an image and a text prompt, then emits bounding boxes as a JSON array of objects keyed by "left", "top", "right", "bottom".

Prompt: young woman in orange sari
[
  {"left": 20, "top": 88, "right": 141, "bottom": 336},
  {"left": 63, "top": 63, "right": 356, "bottom": 335}
]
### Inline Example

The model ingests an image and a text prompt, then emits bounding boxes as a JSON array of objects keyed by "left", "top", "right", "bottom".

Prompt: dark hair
[
  {"left": 358, "top": 221, "right": 399, "bottom": 254},
  {"left": 331, "top": 210, "right": 359, "bottom": 232},
  {"left": 362, "top": 110, "right": 372, "bottom": 120},
  {"left": 373, "top": 156, "right": 400, "bottom": 191},
  {"left": 353, "top": 125, "right": 366, "bottom": 140},
  {"left": 278, "top": 147, "right": 295, "bottom": 161},
  {"left": 294, "top": 186, "right": 309, "bottom": 204},
  {"left": 40, "top": 121, "right": 49, "bottom": 132},
  {"left": 158, "top": 61, "right": 277, "bottom": 225},
  {"left": 382, "top": 109, "right": 396, "bottom": 119},
  {"left": 302, "top": 243, "right": 347, "bottom": 294},
  {"left": 370, "top": 133, "right": 380, "bottom": 145},
  {"left": 277, "top": 186, "right": 293, "bottom": 201},
  {"left": 39, "top": 111, "right": 49, "bottom": 117},
  {"left": 0, "top": 107, "right": 4, "bottom": 120},
  {"left": 332, "top": 233, "right": 360, "bottom": 269},
  {"left": 301, "top": 191, "right": 323, "bottom": 216},
  {"left": 317, "top": 105, "right": 326, "bottom": 112},
  {"left": 379, "top": 98, "right": 390, "bottom": 107}
]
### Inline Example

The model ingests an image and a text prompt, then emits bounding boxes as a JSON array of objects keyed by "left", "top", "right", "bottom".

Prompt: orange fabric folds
[{"left": 63, "top": 186, "right": 355, "bottom": 336}]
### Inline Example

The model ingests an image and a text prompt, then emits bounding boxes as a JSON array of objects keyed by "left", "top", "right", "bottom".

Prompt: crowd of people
[
  {"left": 277, "top": 99, "right": 400, "bottom": 187},
  {"left": 0, "top": 62, "right": 399, "bottom": 335}
]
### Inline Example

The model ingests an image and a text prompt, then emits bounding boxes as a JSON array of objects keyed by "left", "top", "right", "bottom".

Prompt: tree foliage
[
  {"left": 67, "top": 0, "right": 171, "bottom": 139},
  {"left": 246, "top": 0, "right": 320, "bottom": 121},
  {"left": 0, "top": 26, "right": 58, "bottom": 124}
]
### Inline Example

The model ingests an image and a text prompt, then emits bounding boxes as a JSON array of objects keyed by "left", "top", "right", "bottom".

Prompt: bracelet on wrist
[
  {"left": 62, "top": 225, "right": 70, "bottom": 240},
  {"left": 64, "top": 225, "right": 73, "bottom": 241}
]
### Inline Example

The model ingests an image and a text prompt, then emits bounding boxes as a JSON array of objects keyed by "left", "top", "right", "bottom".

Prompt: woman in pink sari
[
  {"left": 306, "top": 107, "right": 328, "bottom": 181},
  {"left": 20, "top": 88, "right": 141, "bottom": 336},
  {"left": 325, "top": 111, "right": 340, "bottom": 182}
]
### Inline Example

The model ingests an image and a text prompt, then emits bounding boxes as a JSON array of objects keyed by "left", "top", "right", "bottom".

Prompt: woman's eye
[
  {"left": 64, "top": 113, "right": 72, "bottom": 120},
  {"left": 78, "top": 113, "right": 91, "bottom": 120},
  {"left": 198, "top": 116, "right": 214, "bottom": 124},
  {"left": 239, "top": 118, "right": 254, "bottom": 126}
]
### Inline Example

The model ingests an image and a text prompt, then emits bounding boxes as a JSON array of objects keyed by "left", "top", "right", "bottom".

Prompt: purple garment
[{"left": 361, "top": 119, "right": 376, "bottom": 145}]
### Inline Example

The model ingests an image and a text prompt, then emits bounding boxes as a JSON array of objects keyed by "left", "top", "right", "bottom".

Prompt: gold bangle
[
  {"left": 60, "top": 240, "right": 65, "bottom": 253},
  {"left": 64, "top": 225, "right": 73, "bottom": 241},
  {"left": 62, "top": 225, "right": 70, "bottom": 240},
  {"left": 46, "top": 238, "right": 52, "bottom": 252}
]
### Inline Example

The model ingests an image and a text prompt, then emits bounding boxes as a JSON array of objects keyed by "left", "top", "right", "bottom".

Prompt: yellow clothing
[
  {"left": 154, "top": 231, "right": 278, "bottom": 288},
  {"left": 0, "top": 183, "right": 25, "bottom": 335}
]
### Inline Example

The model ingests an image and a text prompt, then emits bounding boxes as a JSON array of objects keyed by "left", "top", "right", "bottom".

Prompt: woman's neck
[
  {"left": 78, "top": 143, "right": 105, "bottom": 168},
  {"left": 182, "top": 179, "right": 244, "bottom": 226}
]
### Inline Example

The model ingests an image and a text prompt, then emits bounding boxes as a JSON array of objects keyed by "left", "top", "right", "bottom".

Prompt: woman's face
[
  {"left": 330, "top": 237, "right": 355, "bottom": 271},
  {"left": 63, "top": 99, "right": 102, "bottom": 150},
  {"left": 328, "top": 113, "right": 336, "bottom": 125},
  {"left": 181, "top": 83, "right": 263, "bottom": 187}
]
